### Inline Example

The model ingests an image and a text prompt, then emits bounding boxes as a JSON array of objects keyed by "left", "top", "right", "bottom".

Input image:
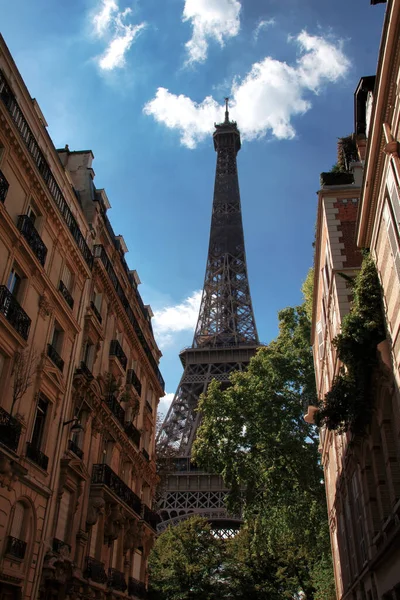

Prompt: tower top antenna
[{"left": 224, "top": 97, "right": 229, "bottom": 122}]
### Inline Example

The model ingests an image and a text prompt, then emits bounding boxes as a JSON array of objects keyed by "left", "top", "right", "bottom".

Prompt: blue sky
[{"left": 0, "top": 0, "right": 386, "bottom": 413}]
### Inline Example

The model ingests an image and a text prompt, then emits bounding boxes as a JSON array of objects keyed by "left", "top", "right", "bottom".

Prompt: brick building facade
[{"left": 309, "top": 1, "right": 400, "bottom": 598}]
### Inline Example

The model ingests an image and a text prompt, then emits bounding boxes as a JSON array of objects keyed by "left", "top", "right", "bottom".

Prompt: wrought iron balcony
[
  {"left": 26, "top": 442, "right": 49, "bottom": 471},
  {"left": 127, "top": 368, "right": 142, "bottom": 396},
  {"left": 142, "top": 505, "right": 160, "bottom": 531},
  {"left": 142, "top": 448, "right": 150, "bottom": 461},
  {"left": 47, "top": 343, "right": 64, "bottom": 372},
  {"left": 145, "top": 400, "right": 153, "bottom": 414},
  {"left": 0, "top": 406, "right": 22, "bottom": 453},
  {"left": 68, "top": 439, "right": 84, "bottom": 459},
  {"left": 5, "top": 536, "right": 26, "bottom": 559},
  {"left": 59, "top": 280, "right": 74, "bottom": 309},
  {"left": 53, "top": 538, "right": 71, "bottom": 554},
  {"left": 76, "top": 361, "right": 94, "bottom": 380},
  {"left": 108, "top": 568, "right": 127, "bottom": 592},
  {"left": 0, "top": 285, "right": 31, "bottom": 340},
  {"left": 93, "top": 244, "right": 164, "bottom": 391},
  {"left": 17, "top": 214, "right": 48, "bottom": 267},
  {"left": 105, "top": 394, "right": 126, "bottom": 427},
  {"left": 84, "top": 556, "right": 108, "bottom": 584},
  {"left": 0, "top": 69, "right": 93, "bottom": 270},
  {"left": 109, "top": 339, "right": 127, "bottom": 371},
  {"left": 90, "top": 300, "right": 102, "bottom": 323},
  {"left": 128, "top": 577, "right": 147, "bottom": 598},
  {"left": 125, "top": 422, "right": 141, "bottom": 447},
  {"left": 92, "top": 463, "right": 142, "bottom": 515},
  {"left": 0, "top": 169, "right": 9, "bottom": 203}
]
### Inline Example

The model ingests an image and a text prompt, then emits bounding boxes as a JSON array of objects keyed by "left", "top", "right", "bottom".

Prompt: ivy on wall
[{"left": 315, "top": 253, "right": 386, "bottom": 435}]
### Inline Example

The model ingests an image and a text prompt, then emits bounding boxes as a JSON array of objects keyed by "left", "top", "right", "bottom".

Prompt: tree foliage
[
  {"left": 192, "top": 302, "right": 335, "bottom": 599},
  {"left": 148, "top": 516, "right": 226, "bottom": 600}
]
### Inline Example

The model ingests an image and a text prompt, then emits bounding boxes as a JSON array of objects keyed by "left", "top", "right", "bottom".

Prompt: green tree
[
  {"left": 193, "top": 303, "right": 335, "bottom": 600},
  {"left": 148, "top": 516, "right": 227, "bottom": 600}
]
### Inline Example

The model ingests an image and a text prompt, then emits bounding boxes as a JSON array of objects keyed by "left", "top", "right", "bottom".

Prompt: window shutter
[{"left": 10, "top": 503, "right": 24, "bottom": 539}]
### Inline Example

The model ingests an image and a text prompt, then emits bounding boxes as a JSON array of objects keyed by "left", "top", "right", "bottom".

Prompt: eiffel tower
[{"left": 157, "top": 101, "right": 259, "bottom": 537}]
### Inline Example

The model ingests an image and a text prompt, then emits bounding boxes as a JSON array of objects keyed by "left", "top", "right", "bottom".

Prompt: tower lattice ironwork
[{"left": 157, "top": 102, "right": 259, "bottom": 536}]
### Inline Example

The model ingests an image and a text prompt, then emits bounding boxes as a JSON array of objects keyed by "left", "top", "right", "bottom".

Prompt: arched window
[{"left": 5, "top": 501, "right": 30, "bottom": 560}]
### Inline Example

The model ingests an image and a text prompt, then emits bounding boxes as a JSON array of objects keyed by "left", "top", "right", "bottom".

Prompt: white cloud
[
  {"left": 158, "top": 392, "right": 175, "bottom": 418},
  {"left": 152, "top": 290, "right": 202, "bottom": 348},
  {"left": 253, "top": 18, "right": 275, "bottom": 42},
  {"left": 144, "top": 30, "right": 350, "bottom": 148},
  {"left": 183, "top": 0, "right": 241, "bottom": 65},
  {"left": 91, "top": 0, "right": 146, "bottom": 71},
  {"left": 99, "top": 22, "right": 146, "bottom": 70},
  {"left": 93, "top": 0, "right": 118, "bottom": 37}
]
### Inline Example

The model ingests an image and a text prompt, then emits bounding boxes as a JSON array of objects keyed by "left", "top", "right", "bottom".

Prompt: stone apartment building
[
  {"left": 0, "top": 34, "right": 163, "bottom": 600},
  {"left": 309, "top": 0, "right": 400, "bottom": 598}
]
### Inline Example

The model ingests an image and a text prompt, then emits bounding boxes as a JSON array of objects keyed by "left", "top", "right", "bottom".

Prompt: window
[
  {"left": 27, "top": 205, "right": 37, "bottom": 225},
  {"left": 383, "top": 201, "right": 400, "bottom": 280},
  {"left": 102, "top": 439, "right": 114, "bottom": 466},
  {"left": 71, "top": 410, "right": 87, "bottom": 452},
  {"left": 7, "top": 267, "right": 22, "bottom": 298},
  {"left": 316, "top": 321, "right": 324, "bottom": 360},
  {"left": 93, "top": 290, "right": 102, "bottom": 312},
  {"left": 83, "top": 340, "right": 95, "bottom": 371},
  {"left": 122, "top": 461, "right": 131, "bottom": 485},
  {"left": 6, "top": 501, "right": 30, "bottom": 560},
  {"left": 10, "top": 502, "right": 25, "bottom": 540},
  {"left": 351, "top": 471, "right": 368, "bottom": 567},
  {"left": 31, "top": 395, "right": 49, "bottom": 449},
  {"left": 50, "top": 322, "right": 63, "bottom": 353},
  {"left": 62, "top": 264, "right": 73, "bottom": 291}
]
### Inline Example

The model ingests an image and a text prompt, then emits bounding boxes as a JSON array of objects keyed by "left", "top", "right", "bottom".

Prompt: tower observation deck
[{"left": 157, "top": 101, "right": 260, "bottom": 537}]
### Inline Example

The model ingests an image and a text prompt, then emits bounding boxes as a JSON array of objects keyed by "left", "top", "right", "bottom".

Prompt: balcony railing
[
  {"left": 68, "top": 439, "right": 84, "bottom": 459},
  {"left": 142, "top": 448, "right": 150, "bottom": 461},
  {"left": 110, "top": 339, "right": 127, "bottom": 371},
  {"left": 128, "top": 577, "right": 147, "bottom": 598},
  {"left": 145, "top": 400, "right": 153, "bottom": 414},
  {"left": 0, "top": 285, "right": 31, "bottom": 340},
  {"left": 77, "top": 361, "right": 94, "bottom": 380},
  {"left": 53, "top": 538, "right": 71, "bottom": 554},
  {"left": 59, "top": 280, "right": 74, "bottom": 309},
  {"left": 84, "top": 556, "right": 108, "bottom": 584},
  {"left": 0, "top": 406, "right": 22, "bottom": 453},
  {"left": 105, "top": 395, "right": 126, "bottom": 427},
  {"left": 94, "top": 245, "right": 164, "bottom": 391},
  {"left": 108, "top": 568, "right": 127, "bottom": 592},
  {"left": 26, "top": 442, "right": 49, "bottom": 471},
  {"left": 0, "top": 169, "right": 9, "bottom": 203},
  {"left": 125, "top": 422, "right": 141, "bottom": 447},
  {"left": 5, "top": 536, "right": 26, "bottom": 559},
  {"left": 0, "top": 69, "right": 93, "bottom": 270},
  {"left": 92, "top": 463, "right": 141, "bottom": 515},
  {"left": 47, "top": 343, "right": 64, "bottom": 372},
  {"left": 143, "top": 505, "right": 160, "bottom": 531},
  {"left": 17, "top": 215, "right": 48, "bottom": 267},
  {"left": 127, "top": 368, "right": 142, "bottom": 396},
  {"left": 90, "top": 300, "right": 102, "bottom": 323}
]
